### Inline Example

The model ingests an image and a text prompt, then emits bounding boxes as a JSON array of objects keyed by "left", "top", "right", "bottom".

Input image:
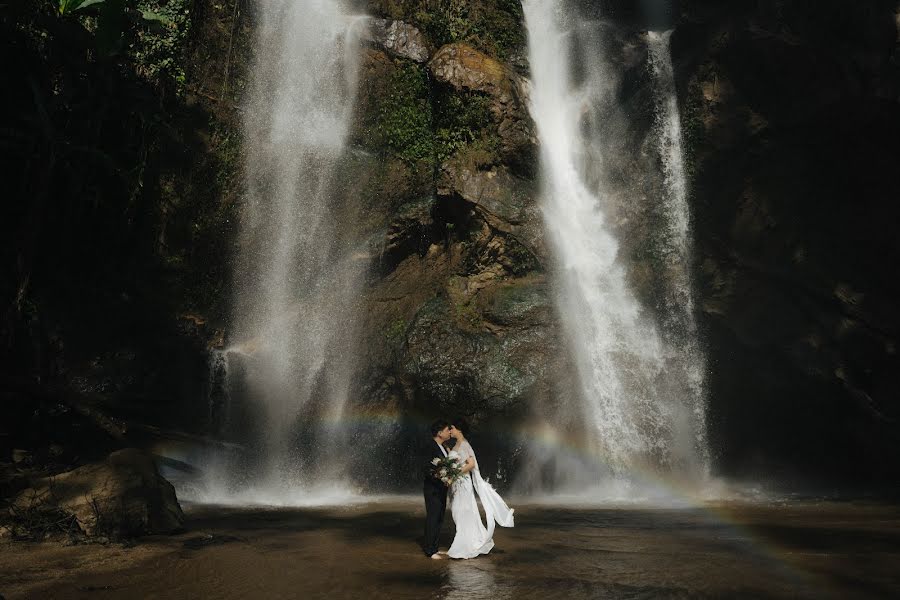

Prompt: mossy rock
[
  {"left": 480, "top": 276, "right": 552, "bottom": 327},
  {"left": 367, "top": 0, "right": 526, "bottom": 64}
]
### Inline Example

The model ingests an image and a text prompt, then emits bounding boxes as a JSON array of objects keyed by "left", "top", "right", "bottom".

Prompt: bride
[{"left": 445, "top": 419, "right": 515, "bottom": 559}]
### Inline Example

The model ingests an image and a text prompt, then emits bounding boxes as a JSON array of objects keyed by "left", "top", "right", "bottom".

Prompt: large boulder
[
  {"left": 437, "top": 156, "right": 546, "bottom": 262},
  {"left": 364, "top": 18, "right": 430, "bottom": 63},
  {"left": 402, "top": 285, "right": 558, "bottom": 416},
  {"left": 12, "top": 448, "right": 184, "bottom": 537},
  {"left": 429, "top": 43, "right": 536, "bottom": 171}
]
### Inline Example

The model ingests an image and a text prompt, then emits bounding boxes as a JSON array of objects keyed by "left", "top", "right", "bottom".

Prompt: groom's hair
[{"left": 430, "top": 419, "right": 449, "bottom": 437}]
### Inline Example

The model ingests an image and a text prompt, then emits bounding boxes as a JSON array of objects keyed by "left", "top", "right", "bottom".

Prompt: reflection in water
[
  {"left": 14, "top": 503, "right": 900, "bottom": 599},
  {"left": 443, "top": 560, "right": 511, "bottom": 600}
]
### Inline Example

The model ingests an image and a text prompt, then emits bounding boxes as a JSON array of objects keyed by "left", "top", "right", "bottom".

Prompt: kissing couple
[{"left": 422, "top": 418, "right": 515, "bottom": 559}]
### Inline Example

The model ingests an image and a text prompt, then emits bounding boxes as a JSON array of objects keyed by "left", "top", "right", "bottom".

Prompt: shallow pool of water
[{"left": 2, "top": 500, "right": 898, "bottom": 599}]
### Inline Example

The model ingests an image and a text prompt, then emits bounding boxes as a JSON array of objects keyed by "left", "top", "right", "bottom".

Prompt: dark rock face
[
  {"left": 12, "top": 449, "right": 184, "bottom": 537},
  {"left": 350, "top": 5, "right": 551, "bottom": 463},
  {"left": 437, "top": 158, "right": 545, "bottom": 260},
  {"left": 355, "top": 0, "right": 900, "bottom": 488},
  {"left": 673, "top": 0, "right": 900, "bottom": 484},
  {"left": 403, "top": 278, "right": 558, "bottom": 416}
]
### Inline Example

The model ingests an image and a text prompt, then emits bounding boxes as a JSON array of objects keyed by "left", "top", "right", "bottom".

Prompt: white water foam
[
  {"left": 199, "top": 0, "right": 367, "bottom": 501},
  {"left": 647, "top": 29, "right": 710, "bottom": 472},
  {"left": 520, "top": 0, "right": 709, "bottom": 493}
]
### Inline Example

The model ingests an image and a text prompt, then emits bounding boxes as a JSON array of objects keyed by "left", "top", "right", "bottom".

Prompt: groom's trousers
[{"left": 423, "top": 481, "right": 447, "bottom": 556}]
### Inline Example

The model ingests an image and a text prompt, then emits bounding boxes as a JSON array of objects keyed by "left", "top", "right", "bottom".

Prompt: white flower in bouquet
[
  {"left": 431, "top": 458, "right": 441, "bottom": 466},
  {"left": 439, "top": 468, "right": 447, "bottom": 477},
  {"left": 448, "top": 450, "right": 460, "bottom": 459}
]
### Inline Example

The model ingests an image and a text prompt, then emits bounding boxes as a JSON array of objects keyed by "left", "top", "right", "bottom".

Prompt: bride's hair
[{"left": 452, "top": 416, "right": 471, "bottom": 438}]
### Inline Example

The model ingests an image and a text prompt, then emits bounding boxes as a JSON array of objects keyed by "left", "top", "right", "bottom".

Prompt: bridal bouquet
[{"left": 430, "top": 451, "right": 463, "bottom": 486}]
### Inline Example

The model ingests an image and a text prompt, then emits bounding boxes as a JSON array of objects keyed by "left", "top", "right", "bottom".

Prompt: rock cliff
[{"left": 2, "top": 0, "right": 898, "bottom": 493}]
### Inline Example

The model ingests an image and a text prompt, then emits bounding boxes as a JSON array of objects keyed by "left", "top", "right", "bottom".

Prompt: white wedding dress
[{"left": 447, "top": 440, "right": 515, "bottom": 559}]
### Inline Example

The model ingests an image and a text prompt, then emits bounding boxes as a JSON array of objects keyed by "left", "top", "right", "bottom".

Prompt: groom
[{"left": 423, "top": 419, "right": 451, "bottom": 559}]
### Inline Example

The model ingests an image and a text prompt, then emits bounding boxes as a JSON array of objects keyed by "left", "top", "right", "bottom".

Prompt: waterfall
[
  {"left": 646, "top": 29, "right": 710, "bottom": 472},
  {"left": 200, "top": 0, "right": 366, "bottom": 503},
  {"left": 521, "top": 0, "right": 708, "bottom": 494},
  {"left": 206, "top": 348, "right": 231, "bottom": 437}
]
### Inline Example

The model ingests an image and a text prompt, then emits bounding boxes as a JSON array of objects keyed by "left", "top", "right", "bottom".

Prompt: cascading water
[
  {"left": 520, "top": 0, "right": 708, "bottom": 495},
  {"left": 206, "top": 348, "right": 230, "bottom": 436},
  {"left": 646, "top": 29, "right": 710, "bottom": 472},
  {"left": 198, "top": 0, "right": 366, "bottom": 503}
]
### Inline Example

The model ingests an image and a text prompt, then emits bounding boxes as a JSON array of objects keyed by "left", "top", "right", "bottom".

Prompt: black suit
[{"left": 422, "top": 439, "right": 448, "bottom": 556}]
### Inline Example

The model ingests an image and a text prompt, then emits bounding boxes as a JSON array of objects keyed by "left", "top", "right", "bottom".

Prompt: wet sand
[{"left": 1, "top": 500, "right": 899, "bottom": 599}]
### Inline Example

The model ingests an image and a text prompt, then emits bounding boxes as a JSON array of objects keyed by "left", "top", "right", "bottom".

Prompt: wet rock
[
  {"left": 430, "top": 42, "right": 520, "bottom": 98},
  {"left": 12, "top": 448, "right": 184, "bottom": 537},
  {"left": 437, "top": 157, "right": 546, "bottom": 262},
  {"left": 364, "top": 18, "right": 430, "bottom": 63},
  {"left": 380, "top": 198, "right": 440, "bottom": 272},
  {"left": 402, "top": 286, "right": 558, "bottom": 416},
  {"left": 438, "top": 161, "right": 529, "bottom": 225},
  {"left": 677, "top": 1, "right": 900, "bottom": 482},
  {"left": 429, "top": 43, "right": 536, "bottom": 171},
  {"left": 11, "top": 449, "right": 29, "bottom": 464}
]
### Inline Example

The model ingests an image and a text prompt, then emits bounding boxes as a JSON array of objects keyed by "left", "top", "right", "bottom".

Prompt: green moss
[
  {"left": 372, "top": 62, "right": 435, "bottom": 163},
  {"left": 384, "top": 318, "right": 408, "bottom": 342},
  {"left": 433, "top": 87, "right": 498, "bottom": 163},
  {"left": 415, "top": 0, "right": 525, "bottom": 61},
  {"left": 130, "top": 0, "right": 192, "bottom": 94},
  {"left": 490, "top": 281, "right": 546, "bottom": 318},
  {"left": 454, "top": 298, "right": 482, "bottom": 329}
]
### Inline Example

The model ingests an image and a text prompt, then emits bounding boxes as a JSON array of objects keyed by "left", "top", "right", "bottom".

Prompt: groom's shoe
[{"left": 430, "top": 553, "right": 443, "bottom": 560}]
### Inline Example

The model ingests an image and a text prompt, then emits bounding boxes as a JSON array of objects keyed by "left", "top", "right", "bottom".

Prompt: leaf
[
  {"left": 78, "top": 0, "right": 107, "bottom": 10},
  {"left": 139, "top": 9, "right": 172, "bottom": 25},
  {"left": 58, "top": 0, "right": 105, "bottom": 15},
  {"left": 57, "top": 0, "right": 85, "bottom": 15}
]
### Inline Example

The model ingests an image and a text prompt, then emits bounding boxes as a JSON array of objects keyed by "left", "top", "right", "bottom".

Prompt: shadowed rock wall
[
  {"left": 674, "top": 0, "right": 900, "bottom": 486},
  {"left": 2, "top": 0, "right": 898, "bottom": 493}
]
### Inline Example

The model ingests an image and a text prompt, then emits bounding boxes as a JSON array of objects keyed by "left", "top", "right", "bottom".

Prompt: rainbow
[{"left": 151, "top": 402, "right": 841, "bottom": 593}]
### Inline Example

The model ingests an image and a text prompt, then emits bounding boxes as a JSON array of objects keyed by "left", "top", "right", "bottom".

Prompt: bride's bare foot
[{"left": 430, "top": 553, "right": 443, "bottom": 560}]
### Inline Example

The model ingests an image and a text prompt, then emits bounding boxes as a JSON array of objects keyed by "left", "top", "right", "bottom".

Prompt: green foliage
[
  {"left": 167, "top": 116, "right": 242, "bottom": 316},
  {"left": 56, "top": 0, "right": 185, "bottom": 72},
  {"left": 454, "top": 298, "right": 482, "bottom": 329},
  {"left": 57, "top": 0, "right": 106, "bottom": 16},
  {"left": 416, "top": 0, "right": 525, "bottom": 61},
  {"left": 383, "top": 318, "right": 407, "bottom": 342},
  {"left": 210, "top": 118, "right": 242, "bottom": 187},
  {"left": 369, "top": 64, "right": 499, "bottom": 165},
  {"left": 55, "top": 0, "right": 190, "bottom": 90},
  {"left": 433, "top": 88, "right": 497, "bottom": 163},
  {"left": 130, "top": 0, "right": 191, "bottom": 92},
  {"left": 373, "top": 62, "right": 435, "bottom": 163}
]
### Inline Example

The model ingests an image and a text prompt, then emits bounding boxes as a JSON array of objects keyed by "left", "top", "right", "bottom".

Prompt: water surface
[{"left": 2, "top": 500, "right": 898, "bottom": 599}]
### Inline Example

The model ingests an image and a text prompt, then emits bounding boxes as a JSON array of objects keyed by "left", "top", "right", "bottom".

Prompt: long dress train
[{"left": 447, "top": 441, "right": 515, "bottom": 559}]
